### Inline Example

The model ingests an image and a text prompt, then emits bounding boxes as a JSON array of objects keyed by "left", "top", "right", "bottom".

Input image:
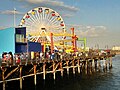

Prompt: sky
[{"left": 0, "top": 0, "right": 120, "bottom": 49}]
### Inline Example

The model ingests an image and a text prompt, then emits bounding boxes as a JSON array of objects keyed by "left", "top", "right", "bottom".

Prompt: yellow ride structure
[{"left": 19, "top": 7, "right": 86, "bottom": 53}]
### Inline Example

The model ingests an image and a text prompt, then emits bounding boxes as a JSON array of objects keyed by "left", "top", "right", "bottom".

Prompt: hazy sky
[{"left": 0, "top": 0, "right": 120, "bottom": 49}]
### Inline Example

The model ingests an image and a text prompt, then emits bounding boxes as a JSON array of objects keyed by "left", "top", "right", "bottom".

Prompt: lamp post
[
  {"left": 97, "top": 44, "right": 99, "bottom": 50},
  {"left": 13, "top": 8, "right": 16, "bottom": 27},
  {"left": 26, "top": 34, "right": 30, "bottom": 63}
]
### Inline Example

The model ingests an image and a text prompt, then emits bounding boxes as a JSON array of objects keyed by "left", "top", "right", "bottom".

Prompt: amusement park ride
[{"left": 19, "top": 7, "right": 86, "bottom": 53}]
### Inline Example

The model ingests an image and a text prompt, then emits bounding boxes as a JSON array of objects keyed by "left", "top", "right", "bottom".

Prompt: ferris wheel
[{"left": 19, "top": 7, "right": 66, "bottom": 42}]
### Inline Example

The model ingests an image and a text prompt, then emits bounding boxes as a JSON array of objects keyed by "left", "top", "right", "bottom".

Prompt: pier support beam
[
  {"left": 97, "top": 59, "right": 101, "bottom": 71},
  {"left": 103, "top": 59, "right": 107, "bottom": 71},
  {"left": 60, "top": 61, "right": 63, "bottom": 77},
  {"left": 109, "top": 57, "right": 112, "bottom": 68},
  {"left": 94, "top": 60, "right": 97, "bottom": 71},
  {"left": 77, "top": 60, "right": 80, "bottom": 73},
  {"left": 34, "top": 65, "right": 37, "bottom": 86},
  {"left": 72, "top": 60, "right": 75, "bottom": 74},
  {"left": 20, "top": 66, "right": 23, "bottom": 90},
  {"left": 81, "top": 61, "right": 84, "bottom": 72},
  {"left": 85, "top": 61, "right": 88, "bottom": 74},
  {"left": 2, "top": 69, "right": 5, "bottom": 90},
  {"left": 105, "top": 58, "right": 108, "bottom": 70},
  {"left": 53, "top": 61, "right": 56, "bottom": 80},
  {"left": 92, "top": 59, "right": 95, "bottom": 72},
  {"left": 43, "top": 63, "right": 46, "bottom": 80},
  {"left": 89, "top": 61, "right": 92, "bottom": 74},
  {"left": 66, "top": 61, "right": 69, "bottom": 75}
]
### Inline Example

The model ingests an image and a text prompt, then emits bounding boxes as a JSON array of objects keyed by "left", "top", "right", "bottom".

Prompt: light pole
[
  {"left": 105, "top": 45, "right": 108, "bottom": 50},
  {"left": 13, "top": 8, "right": 16, "bottom": 27},
  {"left": 97, "top": 44, "right": 99, "bottom": 50}
]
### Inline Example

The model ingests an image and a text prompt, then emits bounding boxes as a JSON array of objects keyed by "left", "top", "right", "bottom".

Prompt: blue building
[{"left": 0, "top": 27, "right": 41, "bottom": 56}]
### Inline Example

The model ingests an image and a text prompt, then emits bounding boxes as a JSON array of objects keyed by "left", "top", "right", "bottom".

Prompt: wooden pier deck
[{"left": 0, "top": 53, "right": 115, "bottom": 90}]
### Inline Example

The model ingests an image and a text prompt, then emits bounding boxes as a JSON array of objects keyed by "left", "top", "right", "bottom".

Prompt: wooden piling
[
  {"left": 72, "top": 60, "right": 75, "bottom": 74},
  {"left": 53, "top": 61, "right": 56, "bottom": 80},
  {"left": 102, "top": 59, "right": 105, "bottom": 69},
  {"left": 2, "top": 69, "right": 5, "bottom": 90},
  {"left": 81, "top": 61, "right": 84, "bottom": 72},
  {"left": 60, "top": 61, "right": 63, "bottom": 77},
  {"left": 34, "top": 65, "right": 37, "bottom": 86},
  {"left": 20, "top": 66, "right": 22, "bottom": 90},
  {"left": 94, "top": 60, "right": 97, "bottom": 71},
  {"left": 77, "top": 60, "right": 80, "bottom": 73},
  {"left": 98, "top": 59, "right": 101, "bottom": 71},
  {"left": 109, "top": 57, "right": 112, "bottom": 68},
  {"left": 85, "top": 61, "right": 88, "bottom": 74},
  {"left": 43, "top": 62, "right": 46, "bottom": 80},
  {"left": 105, "top": 58, "right": 108, "bottom": 70},
  {"left": 89, "top": 61, "right": 92, "bottom": 74},
  {"left": 92, "top": 59, "right": 95, "bottom": 72},
  {"left": 66, "top": 61, "right": 69, "bottom": 75},
  {"left": 103, "top": 58, "right": 107, "bottom": 71}
]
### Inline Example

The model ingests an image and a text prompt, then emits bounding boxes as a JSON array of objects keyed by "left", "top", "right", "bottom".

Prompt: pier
[
  {"left": 0, "top": 52, "right": 115, "bottom": 90},
  {"left": 0, "top": 6, "right": 117, "bottom": 90}
]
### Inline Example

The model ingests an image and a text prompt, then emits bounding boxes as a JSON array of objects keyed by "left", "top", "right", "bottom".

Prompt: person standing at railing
[
  {"left": 46, "top": 52, "right": 49, "bottom": 59},
  {"left": 40, "top": 52, "right": 43, "bottom": 60},
  {"left": 16, "top": 54, "right": 20, "bottom": 64},
  {"left": 8, "top": 52, "right": 13, "bottom": 64},
  {"left": 2, "top": 52, "right": 7, "bottom": 62},
  {"left": 50, "top": 52, "right": 55, "bottom": 60}
]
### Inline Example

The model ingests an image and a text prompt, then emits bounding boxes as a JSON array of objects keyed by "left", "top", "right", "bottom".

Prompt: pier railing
[{"left": 0, "top": 53, "right": 115, "bottom": 67}]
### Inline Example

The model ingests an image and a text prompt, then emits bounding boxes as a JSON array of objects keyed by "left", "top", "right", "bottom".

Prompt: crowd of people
[
  {"left": 0, "top": 51, "right": 82, "bottom": 65},
  {"left": 0, "top": 49, "right": 111, "bottom": 66},
  {"left": 2, "top": 52, "right": 13, "bottom": 64}
]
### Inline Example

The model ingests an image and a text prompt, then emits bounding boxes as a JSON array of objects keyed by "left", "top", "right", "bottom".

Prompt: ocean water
[{"left": 2, "top": 55, "right": 120, "bottom": 90}]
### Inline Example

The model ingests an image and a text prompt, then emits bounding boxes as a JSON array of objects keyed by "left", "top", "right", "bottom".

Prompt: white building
[{"left": 112, "top": 46, "right": 120, "bottom": 50}]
